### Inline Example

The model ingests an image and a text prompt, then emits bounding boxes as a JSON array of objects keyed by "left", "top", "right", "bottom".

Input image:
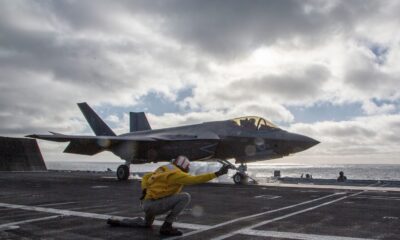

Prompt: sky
[{"left": 1, "top": 0, "right": 400, "bottom": 165}]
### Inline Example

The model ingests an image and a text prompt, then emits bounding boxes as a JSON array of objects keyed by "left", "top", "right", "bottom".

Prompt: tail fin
[
  {"left": 77, "top": 102, "right": 116, "bottom": 136},
  {"left": 130, "top": 112, "right": 152, "bottom": 132}
]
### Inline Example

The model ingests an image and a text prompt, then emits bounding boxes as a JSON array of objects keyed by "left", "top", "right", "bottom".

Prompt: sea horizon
[{"left": 45, "top": 160, "right": 400, "bottom": 181}]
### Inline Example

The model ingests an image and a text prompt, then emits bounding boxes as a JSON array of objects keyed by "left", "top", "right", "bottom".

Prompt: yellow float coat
[{"left": 141, "top": 164, "right": 216, "bottom": 200}]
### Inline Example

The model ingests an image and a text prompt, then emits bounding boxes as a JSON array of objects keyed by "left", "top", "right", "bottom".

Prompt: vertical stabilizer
[
  {"left": 130, "top": 112, "right": 152, "bottom": 132},
  {"left": 77, "top": 102, "right": 116, "bottom": 136}
]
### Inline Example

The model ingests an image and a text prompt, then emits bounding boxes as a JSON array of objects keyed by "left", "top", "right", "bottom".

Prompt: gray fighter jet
[{"left": 27, "top": 102, "right": 319, "bottom": 184}]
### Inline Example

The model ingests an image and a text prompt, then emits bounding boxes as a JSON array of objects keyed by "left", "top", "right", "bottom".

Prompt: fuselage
[{"left": 113, "top": 118, "right": 319, "bottom": 164}]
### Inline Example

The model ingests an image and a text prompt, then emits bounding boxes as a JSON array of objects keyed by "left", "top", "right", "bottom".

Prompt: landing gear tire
[
  {"left": 117, "top": 165, "right": 130, "bottom": 181},
  {"left": 233, "top": 173, "right": 248, "bottom": 185}
]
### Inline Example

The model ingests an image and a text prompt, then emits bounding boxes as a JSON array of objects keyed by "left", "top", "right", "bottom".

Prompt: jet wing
[
  {"left": 26, "top": 133, "right": 158, "bottom": 156},
  {"left": 26, "top": 132, "right": 157, "bottom": 142},
  {"left": 26, "top": 132, "right": 221, "bottom": 156},
  {"left": 26, "top": 131, "right": 220, "bottom": 142}
]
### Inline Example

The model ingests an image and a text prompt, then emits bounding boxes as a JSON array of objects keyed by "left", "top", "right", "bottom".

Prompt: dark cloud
[
  {"left": 0, "top": 18, "right": 123, "bottom": 135},
  {"left": 122, "top": 0, "right": 383, "bottom": 59},
  {"left": 0, "top": 0, "right": 201, "bottom": 136},
  {"left": 346, "top": 67, "right": 399, "bottom": 100},
  {"left": 0, "top": 16, "right": 139, "bottom": 89}
]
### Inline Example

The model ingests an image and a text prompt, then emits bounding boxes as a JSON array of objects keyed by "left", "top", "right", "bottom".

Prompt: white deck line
[
  {"left": 68, "top": 204, "right": 118, "bottom": 211},
  {"left": 238, "top": 229, "right": 375, "bottom": 240},
  {"left": 170, "top": 192, "right": 341, "bottom": 239},
  {"left": 36, "top": 201, "right": 77, "bottom": 207},
  {"left": 354, "top": 196, "right": 400, "bottom": 201},
  {"left": 211, "top": 191, "right": 364, "bottom": 240},
  {"left": 0, "top": 202, "right": 208, "bottom": 230},
  {"left": 259, "top": 182, "right": 400, "bottom": 192},
  {"left": 0, "top": 215, "right": 61, "bottom": 231}
]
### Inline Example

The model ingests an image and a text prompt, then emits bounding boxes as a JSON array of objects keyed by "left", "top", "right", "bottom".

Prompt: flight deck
[{"left": 0, "top": 171, "right": 399, "bottom": 239}]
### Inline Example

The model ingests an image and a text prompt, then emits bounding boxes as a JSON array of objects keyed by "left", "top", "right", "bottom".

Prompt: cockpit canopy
[{"left": 231, "top": 116, "right": 278, "bottom": 130}]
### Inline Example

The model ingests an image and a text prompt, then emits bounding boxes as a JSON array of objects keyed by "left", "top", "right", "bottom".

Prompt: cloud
[
  {"left": 124, "top": 1, "right": 324, "bottom": 58},
  {"left": 361, "top": 100, "right": 396, "bottom": 115},
  {"left": 227, "top": 64, "right": 330, "bottom": 104},
  {"left": 342, "top": 43, "right": 400, "bottom": 101},
  {"left": 289, "top": 114, "right": 400, "bottom": 156},
  {"left": 123, "top": 0, "right": 399, "bottom": 61},
  {"left": 147, "top": 103, "right": 293, "bottom": 130},
  {"left": 1, "top": 0, "right": 400, "bottom": 164},
  {"left": 0, "top": 0, "right": 206, "bottom": 136}
]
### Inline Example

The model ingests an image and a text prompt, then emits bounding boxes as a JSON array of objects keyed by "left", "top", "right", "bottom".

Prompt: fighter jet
[{"left": 27, "top": 102, "right": 319, "bottom": 184}]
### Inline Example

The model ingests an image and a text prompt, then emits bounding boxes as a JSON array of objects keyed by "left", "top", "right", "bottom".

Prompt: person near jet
[
  {"left": 107, "top": 155, "right": 230, "bottom": 236},
  {"left": 337, "top": 171, "right": 347, "bottom": 182}
]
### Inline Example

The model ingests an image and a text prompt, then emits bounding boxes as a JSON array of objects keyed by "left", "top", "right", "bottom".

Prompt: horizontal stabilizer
[{"left": 130, "top": 112, "right": 151, "bottom": 132}]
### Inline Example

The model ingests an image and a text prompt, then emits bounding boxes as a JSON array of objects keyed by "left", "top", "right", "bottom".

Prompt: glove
[{"left": 215, "top": 164, "right": 230, "bottom": 177}]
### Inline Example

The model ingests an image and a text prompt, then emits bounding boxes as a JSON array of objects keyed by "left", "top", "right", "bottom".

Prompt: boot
[
  {"left": 106, "top": 218, "right": 120, "bottom": 227},
  {"left": 159, "top": 222, "right": 182, "bottom": 236},
  {"left": 145, "top": 214, "right": 155, "bottom": 227}
]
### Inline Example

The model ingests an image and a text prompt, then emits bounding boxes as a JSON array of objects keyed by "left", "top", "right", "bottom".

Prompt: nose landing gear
[
  {"left": 233, "top": 172, "right": 248, "bottom": 184},
  {"left": 217, "top": 160, "right": 257, "bottom": 185},
  {"left": 232, "top": 163, "right": 250, "bottom": 184}
]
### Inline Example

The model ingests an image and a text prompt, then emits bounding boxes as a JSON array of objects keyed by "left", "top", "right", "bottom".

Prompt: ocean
[{"left": 45, "top": 161, "right": 400, "bottom": 181}]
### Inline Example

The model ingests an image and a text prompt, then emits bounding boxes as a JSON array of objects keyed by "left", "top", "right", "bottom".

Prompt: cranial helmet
[{"left": 172, "top": 155, "right": 190, "bottom": 171}]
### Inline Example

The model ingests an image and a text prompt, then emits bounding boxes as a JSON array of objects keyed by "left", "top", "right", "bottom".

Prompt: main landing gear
[
  {"left": 117, "top": 163, "right": 130, "bottom": 181},
  {"left": 217, "top": 160, "right": 257, "bottom": 185}
]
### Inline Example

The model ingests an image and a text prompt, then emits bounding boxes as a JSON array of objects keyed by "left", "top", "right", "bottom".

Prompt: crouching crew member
[{"left": 107, "top": 155, "right": 230, "bottom": 236}]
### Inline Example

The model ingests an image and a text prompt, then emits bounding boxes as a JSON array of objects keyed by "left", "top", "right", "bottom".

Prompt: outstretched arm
[
  {"left": 170, "top": 164, "right": 230, "bottom": 185},
  {"left": 170, "top": 171, "right": 217, "bottom": 185}
]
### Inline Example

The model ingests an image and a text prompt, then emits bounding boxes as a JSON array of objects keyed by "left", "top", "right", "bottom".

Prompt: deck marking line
[
  {"left": 211, "top": 191, "right": 365, "bottom": 240},
  {"left": 354, "top": 196, "right": 400, "bottom": 201},
  {"left": 36, "top": 202, "right": 77, "bottom": 207},
  {"left": 0, "top": 215, "right": 61, "bottom": 231},
  {"left": 91, "top": 185, "right": 109, "bottom": 189},
  {"left": 0, "top": 202, "right": 114, "bottom": 220},
  {"left": 170, "top": 192, "right": 341, "bottom": 239},
  {"left": 68, "top": 204, "right": 120, "bottom": 211},
  {"left": 0, "top": 226, "right": 19, "bottom": 230},
  {"left": 237, "top": 229, "right": 376, "bottom": 240},
  {"left": 258, "top": 182, "right": 400, "bottom": 192},
  {"left": 254, "top": 195, "right": 281, "bottom": 199},
  {"left": 0, "top": 202, "right": 208, "bottom": 230}
]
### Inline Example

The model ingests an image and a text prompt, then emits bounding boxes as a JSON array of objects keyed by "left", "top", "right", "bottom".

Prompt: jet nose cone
[
  {"left": 290, "top": 133, "right": 320, "bottom": 153},
  {"left": 304, "top": 136, "right": 320, "bottom": 148}
]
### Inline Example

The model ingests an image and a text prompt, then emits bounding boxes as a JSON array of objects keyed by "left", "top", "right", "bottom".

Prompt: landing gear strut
[
  {"left": 117, "top": 163, "right": 130, "bottom": 181},
  {"left": 217, "top": 160, "right": 257, "bottom": 185}
]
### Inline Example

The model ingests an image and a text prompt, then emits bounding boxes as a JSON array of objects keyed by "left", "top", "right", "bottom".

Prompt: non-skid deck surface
[{"left": 0, "top": 171, "right": 399, "bottom": 239}]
